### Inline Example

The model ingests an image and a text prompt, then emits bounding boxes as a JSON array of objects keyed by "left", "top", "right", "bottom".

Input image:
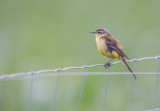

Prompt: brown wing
[{"left": 106, "top": 40, "right": 129, "bottom": 59}]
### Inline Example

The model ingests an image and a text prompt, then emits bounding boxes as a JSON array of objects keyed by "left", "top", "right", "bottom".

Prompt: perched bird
[{"left": 91, "top": 28, "right": 136, "bottom": 79}]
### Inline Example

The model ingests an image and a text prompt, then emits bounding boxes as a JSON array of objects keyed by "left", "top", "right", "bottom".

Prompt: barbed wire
[
  {"left": 145, "top": 109, "right": 160, "bottom": 111},
  {"left": 0, "top": 56, "right": 159, "bottom": 80},
  {"left": 0, "top": 56, "right": 160, "bottom": 111}
]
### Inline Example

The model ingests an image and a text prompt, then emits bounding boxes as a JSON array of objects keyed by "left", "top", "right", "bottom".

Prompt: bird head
[{"left": 90, "top": 28, "right": 109, "bottom": 37}]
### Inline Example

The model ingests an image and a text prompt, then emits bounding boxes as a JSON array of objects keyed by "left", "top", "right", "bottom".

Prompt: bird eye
[{"left": 97, "top": 31, "right": 103, "bottom": 34}]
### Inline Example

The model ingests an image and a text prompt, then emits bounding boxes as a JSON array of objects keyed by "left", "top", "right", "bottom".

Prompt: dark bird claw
[{"left": 104, "top": 62, "right": 111, "bottom": 68}]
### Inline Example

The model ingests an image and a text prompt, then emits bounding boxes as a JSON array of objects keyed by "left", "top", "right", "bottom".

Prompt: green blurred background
[{"left": 0, "top": 0, "right": 160, "bottom": 111}]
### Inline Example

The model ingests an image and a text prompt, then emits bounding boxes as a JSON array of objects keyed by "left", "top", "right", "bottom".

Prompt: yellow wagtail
[{"left": 91, "top": 28, "right": 136, "bottom": 79}]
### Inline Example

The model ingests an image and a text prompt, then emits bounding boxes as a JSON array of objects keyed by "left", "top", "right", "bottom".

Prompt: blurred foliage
[{"left": 0, "top": 0, "right": 160, "bottom": 111}]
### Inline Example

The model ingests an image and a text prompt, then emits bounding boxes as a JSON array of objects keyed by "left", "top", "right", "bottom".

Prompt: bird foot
[{"left": 104, "top": 62, "right": 112, "bottom": 68}]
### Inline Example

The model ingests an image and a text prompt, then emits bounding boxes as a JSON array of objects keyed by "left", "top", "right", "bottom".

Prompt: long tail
[{"left": 120, "top": 57, "right": 136, "bottom": 79}]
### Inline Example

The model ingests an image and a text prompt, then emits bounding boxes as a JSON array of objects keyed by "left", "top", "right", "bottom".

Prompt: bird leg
[{"left": 104, "top": 58, "right": 115, "bottom": 68}]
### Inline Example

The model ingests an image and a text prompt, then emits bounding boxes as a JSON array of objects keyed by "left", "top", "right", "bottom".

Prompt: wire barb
[
  {"left": 77, "top": 66, "right": 86, "bottom": 111},
  {"left": 102, "top": 66, "right": 110, "bottom": 111},
  {"left": 52, "top": 70, "right": 60, "bottom": 111},
  {"left": 153, "top": 57, "right": 160, "bottom": 110},
  {"left": 128, "top": 60, "right": 136, "bottom": 111},
  {"left": 26, "top": 71, "right": 34, "bottom": 111},
  {"left": 1, "top": 78, "right": 7, "bottom": 111}
]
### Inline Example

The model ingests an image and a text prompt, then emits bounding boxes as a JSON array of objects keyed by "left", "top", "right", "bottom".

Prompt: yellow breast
[{"left": 96, "top": 36, "right": 120, "bottom": 59}]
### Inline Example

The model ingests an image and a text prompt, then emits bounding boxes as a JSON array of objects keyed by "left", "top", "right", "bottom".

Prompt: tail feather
[{"left": 120, "top": 57, "right": 136, "bottom": 79}]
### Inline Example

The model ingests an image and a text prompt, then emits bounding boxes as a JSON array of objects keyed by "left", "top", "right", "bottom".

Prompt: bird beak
[{"left": 90, "top": 31, "right": 96, "bottom": 34}]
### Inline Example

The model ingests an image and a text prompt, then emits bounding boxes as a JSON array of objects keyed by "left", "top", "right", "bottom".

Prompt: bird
[{"left": 91, "top": 28, "right": 136, "bottom": 79}]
